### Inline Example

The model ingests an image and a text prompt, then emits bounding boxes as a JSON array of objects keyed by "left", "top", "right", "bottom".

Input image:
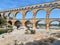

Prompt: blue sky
[
  {"left": 1, "top": 0, "right": 60, "bottom": 24},
  {"left": 0, "top": 0, "right": 55, "bottom": 10}
]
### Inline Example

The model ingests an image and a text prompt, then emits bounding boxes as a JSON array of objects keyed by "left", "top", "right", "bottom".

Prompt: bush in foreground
[{"left": 0, "top": 29, "right": 13, "bottom": 34}]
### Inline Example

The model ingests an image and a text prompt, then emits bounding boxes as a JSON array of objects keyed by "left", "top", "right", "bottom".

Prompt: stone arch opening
[
  {"left": 54, "top": 3, "right": 58, "bottom": 6},
  {"left": 8, "top": 13, "right": 13, "bottom": 19},
  {"left": 36, "top": 10, "right": 46, "bottom": 18},
  {"left": 3, "top": 13, "right": 7, "bottom": 19},
  {"left": 8, "top": 21, "right": 12, "bottom": 28},
  {"left": 3, "top": 13, "right": 6, "bottom": 17},
  {"left": 15, "top": 12, "right": 22, "bottom": 20},
  {"left": 50, "top": 8, "right": 60, "bottom": 18},
  {"left": 25, "top": 11, "right": 33, "bottom": 19},
  {"left": 36, "top": 21, "right": 46, "bottom": 29},
  {"left": 25, "top": 21, "right": 33, "bottom": 29},
  {"left": 14, "top": 20, "right": 22, "bottom": 29},
  {"left": 0, "top": 14, "right": 1, "bottom": 17},
  {"left": 49, "top": 4, "right": 53, "bottom": 7},
  {"left": 50, "top": 21, "right": 60, "bottom": 30},
  {"left": 8, "top": 21, "right": 12, "bottom": 25}
]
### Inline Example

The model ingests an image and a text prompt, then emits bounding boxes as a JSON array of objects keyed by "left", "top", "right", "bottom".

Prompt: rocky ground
[{"left": 0, "top": 29, "right": 59, "bottom": 45}]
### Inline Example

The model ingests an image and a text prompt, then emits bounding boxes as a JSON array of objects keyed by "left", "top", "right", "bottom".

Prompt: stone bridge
[{"left": 0, "top": 1, "right": 60, "bottom": 30}]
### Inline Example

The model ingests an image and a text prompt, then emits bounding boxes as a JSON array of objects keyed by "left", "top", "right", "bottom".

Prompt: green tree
[{"left": 0, "top": 17, "right": 7, "bottom": 28}]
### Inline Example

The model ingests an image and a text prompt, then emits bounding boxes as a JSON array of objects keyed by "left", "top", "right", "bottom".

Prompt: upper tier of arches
[{"left": 0, "top": 8, "right": 59, "bottom": 20}]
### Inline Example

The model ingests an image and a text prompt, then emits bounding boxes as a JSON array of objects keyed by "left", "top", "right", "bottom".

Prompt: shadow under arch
[
  {"left": 49, "top": 21, "right": 60, "bottom": 30},
  {"left": 8, "top": 21, "right": 13, "bottom": 29},
  {"left": 25, "top": 20, "right": 33, "bottom": 29},
  {"left": 0, "top": 14, "right": 1, "bottom": 17},
  {"left": 36, "top": 20, "right": 46, "bottom": 29},
  {"left": 14, "top": 20, "right": 22, "bottom": 29},
  {"left": 36, "top": 9, "right": 46, "bottom": 18},
  {"left": 8, "top": 21, "right": 12, "bottom": 25}
]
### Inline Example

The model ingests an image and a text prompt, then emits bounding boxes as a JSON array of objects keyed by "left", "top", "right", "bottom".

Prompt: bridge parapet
[{"left": 8, "top": 18, "right": 60, "bottom": 22}]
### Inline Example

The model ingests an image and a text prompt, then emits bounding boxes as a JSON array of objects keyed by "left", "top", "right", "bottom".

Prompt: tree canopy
[{"left": 0, "top": 17, "right": 7, "bottom": 27}]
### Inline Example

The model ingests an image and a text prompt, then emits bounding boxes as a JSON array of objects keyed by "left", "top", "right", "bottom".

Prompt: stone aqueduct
[{"left": 0, "top": 1, "right": 60, "bottom": 30}]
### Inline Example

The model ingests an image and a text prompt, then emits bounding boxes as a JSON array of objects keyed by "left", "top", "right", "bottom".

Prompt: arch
[
  {"left": 25, "top": 20, "right": 33, "bottom": 28},
  {"left": 3, "top": 13, "right": 7, "bottom": 19},
  {"left": 35, "top": 6, "right": 39, "bottom": 8},
  {"left": 36, "top": 10, "right": 46, "bottom": 18},
  {"left": 0, "top": 14, "right": 1, "bottom": 17},
  {"left": 50, "top": 20, "right": 60, "bottom": 24},
  {"left": 39, "top": 5, "right": 43, "bottom": 8},
  {"left": 44, "top": 4, "right": 48, "bottom": 8},
  {"left": 49, "top": 4, "right": 53, "bottom": 7},
  {"left": 8, "top": 21, "right": 12, "bottom": 25},
  {"left": 50, "top": 8, "right": 60, "bottom": 18},
  {"left": 14, "top": 20, "right": 22, "bottom": 29},
  {"left": 54, "top": 3, "right": 58, "bottom": 6},
  {"left": 15, "top": 12, "right": 22, "bottom": 20},
  {"left": 25, "top": 11, "right": 33, "bottom": 19},
  {"left": 3, "top": 13, "right": 6, "bottom": 17},
  {"left": 50, "top": 21, "right": 60, "bottom": 29},
  {"left": 8, "top": 13, "right": 13, "bottom": 19},
  {"left": 36, "top": 20, "right": 46, "bottom": 29}
]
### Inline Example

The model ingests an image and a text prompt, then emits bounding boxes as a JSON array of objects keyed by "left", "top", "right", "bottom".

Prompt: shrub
[
  {"left": 30, "top": 30, "right": 35, "bottom": 34},
  {"left": 0, "top": 17, "right": 7, "bottom": 27},
  {"left": 0, "top": 29, "right": 13, "bottom": 34},
  {"left": 25, "top": 29, "right": 36, "bottom": 34},
  {"left": 8, "top": 25, "right": 13, "bottom": 29},
  {"left": 7, "top": 30, "right": 12, "bottom": 33},
  {"left": 0, "top": 30, "right": 7, "bottom": 34}
]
